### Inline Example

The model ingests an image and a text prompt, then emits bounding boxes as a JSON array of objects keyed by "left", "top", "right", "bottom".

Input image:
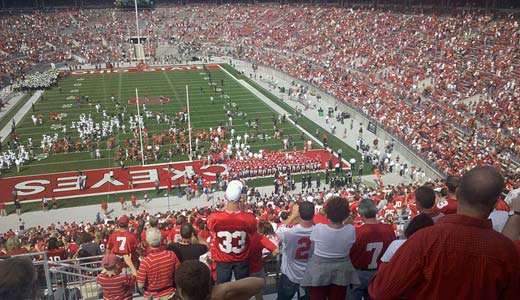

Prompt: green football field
[{"left": 1, "top": 65, "right": 315, "bottom": 177}]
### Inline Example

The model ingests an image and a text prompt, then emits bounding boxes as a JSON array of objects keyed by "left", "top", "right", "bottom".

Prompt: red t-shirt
[
  {"left": 495, "top": 199, "right": 510, "bottom": 212},
  {"left": 392, "top": 196, "right": 405, "bottom": 210},
  {"left": 167, "top": 225, "right": 182, "bottom": 244},
  {"left": 380, "top": 204, "right": 397, "bottom": 218},
  {"left": 436, "top": 198, "right": 458, "bottom": 214},
  {"left": 313, "top": 213, "right": 329, "bottom": 225},
  {"left": 350, "top": 223, "right": 396, "bottom": 269},
  {"left": 97, "top": 273, "right": 135, "bottom": 300},
  {"left": 136, "top": 249, "right": 180, "bottom": 298},
  {"left": 46, "top": 248, "right": 68, "bottom": 261},
  {"left": 207, "top": 210, "right": 257, "bottom": 262},
  {"left": 249, "top": 233, "right": 278, "bottom": 273},
  {"left": 107, "top": 231, "right": 139, "bottom": 257}
]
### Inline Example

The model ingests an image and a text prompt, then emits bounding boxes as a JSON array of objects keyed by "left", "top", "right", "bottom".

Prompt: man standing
[
  {"left": 276, "top": 202, "right": 315, "bottom": 300},
  {"left": 348, "top": 199, "right": 395, "bottom": 300},
  {"left": 137, "top": 228, "right": 180, "bottom": 300},
  {"left": 107, "top": 215, "right": 139, "bottom": 267},
  {"left": 369, "top": 166, "right": 520, "bottom": 299},
  {"left": 415, "top": 186, "right": 444, "bottom": 222},
  {"left": 435, "top": 175, "right": 460, "bottom": 214},
  {"left": 166, "top": 224, "right": 208, "bottom": 262},
  {"left": 207, "top": 180, "right": 257, "bottom": 283}
]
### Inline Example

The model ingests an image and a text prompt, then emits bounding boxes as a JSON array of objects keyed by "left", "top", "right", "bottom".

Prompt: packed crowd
[
  {"left": 1, "top": 5, "right": 519, "bottom": 187},
  {"left": 1, "top": 166, "right": 520, "bottom": 300}
]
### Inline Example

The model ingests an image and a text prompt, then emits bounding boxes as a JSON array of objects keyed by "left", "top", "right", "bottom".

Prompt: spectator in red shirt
[
  {"left": 107, "top": 215, "right": 139, "bottom": 267},
  {"left": 43, "top": 237, "right": 68, "bottom": 262},
  {"left": 119, "top": 196, "right": 126, "bottom": 210},
  {"left": 348, "top": 199, "right": 395, "bottom": 300},
  {"left": 51, "top": 197, "right": 57, "bottom": 210},
  {"left": 248, "top": 221, "right": 279, "bottom": 300},
  {"left": 369, "top": 166, "right": 520, "bottom": 300},
  {"left": 137, "top": 228, "right": 180, "bottom": 300},
  {"left": 207, "top": 180, "right": 257, "bottom": 284},
  {"left": 101, "top": 200, "right": 108, "bottom": 215},
  {"left": 435, "top": 175, "right": 460, "bottom": 214},
  {"left": 415, "top": 185, "right": 445, "bottom": 222},
  {"left": 97, "top": 254, "right": 137, "bottom": 300}
]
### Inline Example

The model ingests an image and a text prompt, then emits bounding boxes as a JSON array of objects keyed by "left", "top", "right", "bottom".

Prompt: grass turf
[
  {"left": 0, "top": 64, "right": 370, "bottom": 213},
  {"left": 2, "top": 65, "right": 314, "bottom": 177}
]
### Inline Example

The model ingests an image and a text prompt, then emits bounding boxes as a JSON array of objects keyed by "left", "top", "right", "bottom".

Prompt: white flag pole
[
  {"left": 136, "top": 88, "right": 145, "bottom": 166},
  {"left": 187, "top": 85, "right": 193, "bottom": 162}
]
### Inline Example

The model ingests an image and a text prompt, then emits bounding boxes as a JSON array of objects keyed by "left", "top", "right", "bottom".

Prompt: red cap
[
  {"left": 102, "top": 254, "right": 119, "bottom": 268},
  {"left": 118, "top": 215, "right": 129, "bottom": 226}
]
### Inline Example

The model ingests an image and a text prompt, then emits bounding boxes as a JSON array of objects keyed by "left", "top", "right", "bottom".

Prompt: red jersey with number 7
[
  {"left": 349, "top": 223, "right": 396, "bottom": 270},
  {"left": 107, "top": 231, "right": 139, "bottom": 256},
  {"left": 207, "top": 210, "right": 257, "bottom": 262}
]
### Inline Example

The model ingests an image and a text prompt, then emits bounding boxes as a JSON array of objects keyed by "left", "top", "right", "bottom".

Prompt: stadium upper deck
[{"left": 0, "top": 4, "right": 518, "bottom": 188}]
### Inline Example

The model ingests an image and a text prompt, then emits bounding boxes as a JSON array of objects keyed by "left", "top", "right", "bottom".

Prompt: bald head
[{"left": 456, "top": 166, "right": 504, "bottom": 217}]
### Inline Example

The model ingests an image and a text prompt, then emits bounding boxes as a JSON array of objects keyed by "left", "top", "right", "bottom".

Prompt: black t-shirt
[{"left": 165, "top": 242, "right": 208, "bottom": 262}]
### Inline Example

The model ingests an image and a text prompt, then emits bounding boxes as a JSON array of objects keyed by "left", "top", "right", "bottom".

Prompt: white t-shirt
[
  {"left": 380, "top": 239, "right": 407, "bottom": 262},
  {"left": 489, "top": 210, "right": 509, "bottom": 233},
  {"left": 276, "top": 224, "right": 314, "bottom": 283},
  {"left": 310, "top": 223, "right": 356, "bottom": 258}
]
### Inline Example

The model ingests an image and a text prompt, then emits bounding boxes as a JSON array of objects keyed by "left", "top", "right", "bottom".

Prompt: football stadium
[{"left": 0, "top": 1, "right": 519, "bottom": 300}]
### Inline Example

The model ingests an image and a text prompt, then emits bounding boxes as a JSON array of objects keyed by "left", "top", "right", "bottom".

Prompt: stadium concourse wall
[{"left": 227, "top": 58, "right": 443, "bottom": 181}]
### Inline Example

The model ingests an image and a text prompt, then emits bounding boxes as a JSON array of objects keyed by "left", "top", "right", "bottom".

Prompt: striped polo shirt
[
  {"left": 97, "top": 273, "right": 135, "bottom": 300},
  {"left": 137, "top": 249, "right": 180, "bottom": 298}
]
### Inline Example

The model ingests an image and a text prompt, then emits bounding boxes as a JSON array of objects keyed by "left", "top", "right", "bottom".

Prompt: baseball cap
[
  {"left": 225, "top": 180, "right": 244, "bottom": 202},
  {"left": 102, "top": 254, "right": 119, "bottom": 269},
  {"left": 146, "top": 228, "right": 162, "bottom": 247},
  {"left": 118, "top": 215, "right": 129, "bottom": 226}
]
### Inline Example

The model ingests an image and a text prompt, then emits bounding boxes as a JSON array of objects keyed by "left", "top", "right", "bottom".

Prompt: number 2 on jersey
[{"left": 295, "top": 237, "right": 311, "bottom": 260}]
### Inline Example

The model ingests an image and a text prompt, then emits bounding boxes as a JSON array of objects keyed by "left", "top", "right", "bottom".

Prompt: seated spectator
[
  {"left": 174, "top": 260, "right": 265, "bottom": 300},
  {"left": 0, "top": 256, "right": 39, "bottom": 300},
  {"left": 369, "top": 166, "right": 520, "bottom": 299}
]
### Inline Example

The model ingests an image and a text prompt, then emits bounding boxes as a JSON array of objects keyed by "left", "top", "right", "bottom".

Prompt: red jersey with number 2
[{"left": 207, "top": 210, "right": 257, "bottom": 262}]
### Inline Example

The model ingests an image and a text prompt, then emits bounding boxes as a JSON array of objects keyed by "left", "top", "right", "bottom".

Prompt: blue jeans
[
  {"left": 215, "top": 260, "right": 250, "bottom": 284},
  {"left": 277, "top": 273, "right": 310, "bottom": 300},
  {"left": 347, "top": 269, "right": 377, "bottom": 300}
]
